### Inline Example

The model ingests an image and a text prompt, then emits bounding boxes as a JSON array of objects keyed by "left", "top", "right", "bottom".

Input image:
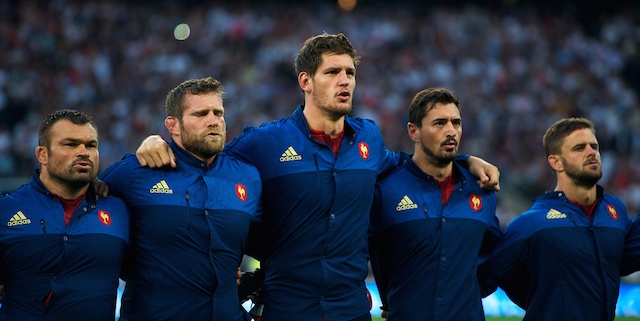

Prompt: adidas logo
[
  {"left": 7, "top": 211, "right": 31, "bottom": 226},
  {"left": 546, "top": 209, "right": 567, "bottom": 219},
  {"left": 396, "top": 195, "right": 418, "bottom": 211},
  {"left": 150, "top": 180, "right": 173, "bottom": 194},
  {"left": 279, "top": 146, "right": 302, "bottom": 162}
]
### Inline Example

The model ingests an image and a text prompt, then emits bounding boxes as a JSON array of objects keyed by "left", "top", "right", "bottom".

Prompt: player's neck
[
  {"left": 412, "top": 153, "right": 453, "bottom": 182},
  {"left": 555, "top": 180, "right": 597, "bottom": 206},
  {"left": 303, "top": 105, "right": 345, "bottom": 138}
]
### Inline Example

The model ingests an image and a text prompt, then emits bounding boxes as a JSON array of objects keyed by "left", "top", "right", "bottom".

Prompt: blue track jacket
[
  {"left": 622, "top": 216, "right": 640, "bottom": 276},
  {"left": 0, "top": 170, "right": 129, "bottom": 321},
  {"left": 369, "top": 153, "right": 501, "bottom": 321},
  {"left": 478, "top": 187, "right": 632, "bottom": 321},
  {"left": 99, "top": 142, "right": 261, "bottom": 321},
  {"left": 225, "top": 105, "right": 398, "bottom": 321}
]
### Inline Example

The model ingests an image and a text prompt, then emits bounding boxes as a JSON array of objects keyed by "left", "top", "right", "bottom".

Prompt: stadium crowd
[{"left": 0, "top": 0, "right": 639, "bottom": 224}]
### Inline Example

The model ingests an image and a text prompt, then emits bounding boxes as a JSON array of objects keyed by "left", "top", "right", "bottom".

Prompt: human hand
[
  {"left": 93, "top": 178, "right": 109, "bottom": 198},
  {"left": 381, "top": 309, "right": 388, "bottom": 319},
  {"left": 468, "top": 156, "right": 500, "bottom": 191},
  {"left": 136, "top": 135, "right": 176, "bottom": 168}
]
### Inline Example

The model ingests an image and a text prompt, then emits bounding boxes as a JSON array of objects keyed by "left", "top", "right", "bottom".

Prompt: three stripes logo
[
  {"left": 546, "top": 208, "right": 567, "bottom": 219},
  {"left": 7, "top": 211, "right": 31, "bottom": 226},
  {"left": 396, "top": 195, "right": 418, "bottom": 211},
  {"left": 280, "top": 146, "right": 302, "bottom": 162},
  {"left": 150, "top": 180, "right": 173, "bottom": 194}
]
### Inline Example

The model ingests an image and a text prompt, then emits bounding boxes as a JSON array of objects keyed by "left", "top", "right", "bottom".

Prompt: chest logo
[
  {"left": 607, "top": 205, "right": 618, "bottom": 220},
  {"left": 280, "top": 146, "right": 302, "bottom": 162},
  {"left": 150, "top": 180, "right": 173, "bottom": 194},
  {"left": 236, "top": 184, "right": 247, "bottom": 202},
  {"left": 98, "top": 210, "right": 112, "bottom": 226},
  {"left": 396, "top": 195, "right": 418, "bottom": 211},
  {"left": 546, "top": 209, "right": 567, "bottom": 219},
  {"left": 469, "top": 194, "right": 482, "bottom": 212},
  {"left": 7, "top": 211, "right": 32, "bottom": 226},
  {"left": 358, "top": 142, "right": 369, "bottom": 160}
]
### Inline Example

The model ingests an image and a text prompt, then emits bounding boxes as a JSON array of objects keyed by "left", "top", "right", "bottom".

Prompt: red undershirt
[
  {"left": 44, "top": 192, "right": 85, "bottom": 306},
  {"left": 310, "top": 129, "right": 344, "bottom": 158},
  {"left": 58, "top": 192, "right": 86, "bottom": 226},
  {"left": 436, "top": 171, "right": 456, "bottom": 205},
  {"left": 572, "top": 200, "right": 598, "bottom": 222}
]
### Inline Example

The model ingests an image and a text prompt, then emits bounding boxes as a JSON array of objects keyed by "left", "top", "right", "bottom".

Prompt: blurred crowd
[{"left": 0, "top": 0, "right": 639, "bottom": 223}]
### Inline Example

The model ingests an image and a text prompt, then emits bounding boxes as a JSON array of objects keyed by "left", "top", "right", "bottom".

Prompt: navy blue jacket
[
  {"left": 622, "top": 215, "right": 640, "bottom": 276},
  {"left": 0, "top": 171, "right": 129, "bottom": 321},
  {"left": 369, "top": 153, "right": 501, "bottom": 321},
  {"left": 99, "top": 142, "right": 261, "bottom": 321},
  {"left": 478, "top": 187, "right": 632, "bottom": 321},
  {"left": 225, "top": 105, "right": 398, "bottom": 321}
]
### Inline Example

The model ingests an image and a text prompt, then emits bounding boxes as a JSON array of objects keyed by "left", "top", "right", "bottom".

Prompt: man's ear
[
  {"left": 547, "top": 154, "right": 563, "bottom": 172},
  {"left": 35, "top": 146, "right": 48, "bottom": 165},
  {"left": 298, "top": 72, "right": 311, "bottom": 93},
  {"left": 165, "top": 117, "right": 179, "bottom": 136},
  {"left": 407, "top": 122, "right": 420, "bottom": 143}
]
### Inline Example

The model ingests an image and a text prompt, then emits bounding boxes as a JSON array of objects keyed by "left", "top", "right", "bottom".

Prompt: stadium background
[{"left": 1, "top": 0, "right": 639, "bottom": 318}]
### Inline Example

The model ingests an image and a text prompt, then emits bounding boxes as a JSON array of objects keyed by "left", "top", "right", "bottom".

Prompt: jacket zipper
[{"left": 185, "top": 191, "right": 191, "bottom": 232}]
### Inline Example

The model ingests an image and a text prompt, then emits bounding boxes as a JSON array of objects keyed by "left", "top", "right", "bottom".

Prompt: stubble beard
[
  {"left": 563, "top": 159, "right": 602, "bottom": 188},
  {"left": 312, "top": 91, "right": 352, "bottom": 118},
  {"left": 181, "top": 128, "right": 226, "bottom": 160},
  {"left": 421, "top": 144, "right": 457, "bottom": 168},
  {"left": 48, "top": 159, "right": 97, "bottom": 190}
]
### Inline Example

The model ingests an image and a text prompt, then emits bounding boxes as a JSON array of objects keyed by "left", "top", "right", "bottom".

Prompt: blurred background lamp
[{"left": 174, "top": 23, "right": 190, "bottom": 40}]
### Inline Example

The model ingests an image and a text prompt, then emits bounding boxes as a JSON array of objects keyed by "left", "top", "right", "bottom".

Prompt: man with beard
[
  {"left": 99, "top": 77, "right": 262, "bottom": 321},
  {"left": 478, "top": 117, "right": 634, "bottom": 321},
  {"left": 135, "top": 33, "right": 501, "bottom": 321},
  {"left": 0, "top": 109, "right": 129, "bottom": 320},
  {"left": 368, "top": 88, "right": 502, "bottom": 320}
]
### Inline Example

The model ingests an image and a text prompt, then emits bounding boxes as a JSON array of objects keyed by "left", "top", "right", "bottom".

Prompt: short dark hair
[
  {"left": 38, "top": 109, "right": 97, "bottom": 149},
  {"left": 294, "top": 32, "right": 360, "bottom": 78},
  {"left": 543, "top": 117, "right": 595, "bottom": 156},
  {"left": 408, "top": 87, "right": 460, "bottom": 127},
  {"left": 165, "top": 77, "right": 224, "bottom": 120}
]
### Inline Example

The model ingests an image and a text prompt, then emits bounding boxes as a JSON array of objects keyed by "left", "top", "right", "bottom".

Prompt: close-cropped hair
[
  {"left": 408, "top": 87, "right": 460, "bottom": 127},
  {"left": 38, "top": 109, "right": 97, "bottom": 149},
  {"left": 165, "top": 77, "right": 224, "bottom": 120},
  {"left": 543, "top": 117, "right": 595, "bottom": 156},
  {"left": 294, "top": 32, "right": 360, "bottom": 78}
]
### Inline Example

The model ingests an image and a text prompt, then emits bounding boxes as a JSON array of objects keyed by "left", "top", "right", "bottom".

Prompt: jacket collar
[{"left": 291, "top": 104, "right": 356, "bottom": 139}]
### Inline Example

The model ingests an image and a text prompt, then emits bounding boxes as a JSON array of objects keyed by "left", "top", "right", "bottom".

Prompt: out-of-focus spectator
[{"left": 0, "top": 0, "right": 638, "bottom": 224}]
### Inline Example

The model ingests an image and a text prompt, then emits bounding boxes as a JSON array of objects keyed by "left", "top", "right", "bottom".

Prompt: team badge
[
  {"left": 236, "top": 184, "right": 247, "bottom": 202},
  {"left": 469, "top": 194, "right": 482, "bottom": 212},
  {"left": 607, "top": 205, "right": 618, "bottom": 220},
  {"left": 358, "top": 142, "right": 369, "bottom": 160},
  {"left": 98, "top": 210, "right": 112, "bottom": 226}
]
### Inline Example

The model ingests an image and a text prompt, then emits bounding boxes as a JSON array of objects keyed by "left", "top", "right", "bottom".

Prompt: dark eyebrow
[{"left": 61, "top": 137, "right": 98, "bottom": 145}]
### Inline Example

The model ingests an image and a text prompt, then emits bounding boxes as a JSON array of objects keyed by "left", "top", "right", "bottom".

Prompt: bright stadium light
[{"left": 173, "top": 23, "right": 190, "bottom": 41}]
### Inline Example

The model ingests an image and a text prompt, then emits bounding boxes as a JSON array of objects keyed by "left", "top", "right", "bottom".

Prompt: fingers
[
  {"left": 93, "top": 178, "right": 110, "bottom": 198},
  {"left": 477, "top": 179, "right": 500, "bottom": 191},
  {"left": 135, "top": 135, "right": 176, "bottom": 168}
]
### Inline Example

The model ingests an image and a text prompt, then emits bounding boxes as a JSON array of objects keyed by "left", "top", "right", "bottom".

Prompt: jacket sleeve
[
  {"left": 98, "top": 154, "right": 135, "bottom": 201},
  {"left": 622, "top": 215, "right": 640, "bottom": 276},
  {"left": 477, "top": 214, "right": 530, "bottom": 307},
  {"left": 368, "top": 185, "right": 390, "bottom": 311}
]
